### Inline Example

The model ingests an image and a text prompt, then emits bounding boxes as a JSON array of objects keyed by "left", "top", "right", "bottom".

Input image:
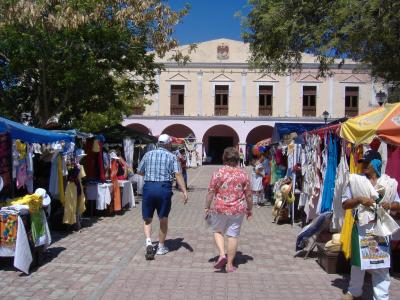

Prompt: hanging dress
[{"left": 110, "top": 160, "right": 122, "bottom": 212}]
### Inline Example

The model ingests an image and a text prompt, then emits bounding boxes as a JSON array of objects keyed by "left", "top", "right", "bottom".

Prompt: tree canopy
[
  {"left": 243, "top": 0, "right": 400, "bottom": 85},
  {"left": 0, "top": 0, "right": 188, "bottom": 131}
]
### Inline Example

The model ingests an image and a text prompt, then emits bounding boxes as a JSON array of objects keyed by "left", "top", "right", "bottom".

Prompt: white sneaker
[{"left": 156, "top": 245, "right": 169, "bottom": 255}]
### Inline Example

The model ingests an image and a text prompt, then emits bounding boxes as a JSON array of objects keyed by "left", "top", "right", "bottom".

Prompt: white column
[
  {"left": 329, "top": 76, "right": 334, "bottom": 116},
  {"left": 285, "top": 75, "right": 291, "bottom": 117},
  {"left": 241, "top": 72, "right": 247, "bottom": 116},
  {"left": 197, "top": 71, "right": 203, "bottom": 115},
  {"left": 371, "top": 82, "right": 377, "bottom": 107},
  {"left": 196, "top": 142, "right": 203, "bottom": 166},
  {"left": 156, "top": 73, "right": 160, "bottom": 116}
]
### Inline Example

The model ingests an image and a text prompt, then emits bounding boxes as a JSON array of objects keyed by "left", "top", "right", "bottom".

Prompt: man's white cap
[
  {"left": 34, "top": 188, "right": 51, "bottom": 206},
  {"left": 158, "top": 134, "right": 171, "bottom": 144}
]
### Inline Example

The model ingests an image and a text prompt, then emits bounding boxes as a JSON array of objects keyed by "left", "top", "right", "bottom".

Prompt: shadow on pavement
[
  {"left": 331, "top": 273, "right": 373, "bottom": 299},
  {"left": 208, "top": 251, "right": 254, "bottom": 268},
  {"left": 165, "top": 238, "right": 194, "bottom": 252}
]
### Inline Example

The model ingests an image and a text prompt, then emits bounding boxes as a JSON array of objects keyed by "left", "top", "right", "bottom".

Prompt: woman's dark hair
[{"left": 223, "top": 147, "right": 240, "bottom": 166}]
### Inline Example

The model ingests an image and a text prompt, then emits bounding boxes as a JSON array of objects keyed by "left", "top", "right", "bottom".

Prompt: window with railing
[
  {"left": 302, "top": 86, "right": 317, "bottom": 116},
  {"left": 345, "top": 86, "right": 359, "bottom": 117},
  {"left": 170, "top": 85, "right": 184, "bottom": 115},
  {"left": 259, "top": 85, "right": 273, "bottom": 116},
  {"left": 214, "top": 85, "right": 229, "bottom": 116}
]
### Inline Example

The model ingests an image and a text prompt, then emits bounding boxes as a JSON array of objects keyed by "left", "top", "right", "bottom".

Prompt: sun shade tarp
[
  {"left": 272, "top": 123, "right": 323, "bottom": 142},
  {"left": 340, "top": 103, "right": 400, "bottom": 146},
  {"left": 0, "top": 116, "right": 74, "bottom": 143},
  {"left": 100, "top": 125, "right": 157, "bottom": 144}
]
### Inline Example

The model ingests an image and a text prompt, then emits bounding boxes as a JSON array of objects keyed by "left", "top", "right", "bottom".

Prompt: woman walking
[{"left": 205, "top": 147, "right": 253, "bottom": 272}]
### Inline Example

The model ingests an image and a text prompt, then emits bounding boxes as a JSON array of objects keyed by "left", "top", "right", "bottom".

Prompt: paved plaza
[{"left": 1, "top": 165, "right": 400, "bottom": 299}]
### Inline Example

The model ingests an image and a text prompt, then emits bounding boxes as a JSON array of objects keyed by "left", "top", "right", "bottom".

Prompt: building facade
[{"left": 123, "top": 39, "right": 384, "bottom": 163}]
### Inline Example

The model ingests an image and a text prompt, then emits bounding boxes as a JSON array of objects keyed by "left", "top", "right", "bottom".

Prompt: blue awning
[
  {"left": 272, "top": 122, "right": 324, "bottom": 142},
  {"left": 0, "top": 116, "right": 74, "bottom": 143}
]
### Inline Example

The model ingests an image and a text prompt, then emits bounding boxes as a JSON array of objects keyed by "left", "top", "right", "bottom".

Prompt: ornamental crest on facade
[{"left": 217, "top": 44, "right": 229, "bottom": 60}]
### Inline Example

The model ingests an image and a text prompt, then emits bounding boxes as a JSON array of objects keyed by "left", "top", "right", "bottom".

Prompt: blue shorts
[{"left": 142, "top": 182, "right": 173, "bottom": 219}]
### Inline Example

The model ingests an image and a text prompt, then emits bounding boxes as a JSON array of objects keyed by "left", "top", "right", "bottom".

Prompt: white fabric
[
  {"left": 378, "top": 142, "right": 388, "bottom": 174},
  {"left": 123, "top": 138, "right": 135, "bottom": 169},
  {"left": 376, "top": 174, "right": 398, "bottom": 204},
  {"left": 251, "top": 163, "right": 264, "bottom": 191},
  {"left": 131, "top": 174, "right": 144, "bottom": 195},
  {"left": 348, "top": 266, "right": 390, "bottom": 300},
  {"left": 119, "top": 180, "right": 135, "bottom": 208},
  {"left": 332, "top": 150, "right": 349, "bottom": 230},
  {"left": 96, "top": 183, "right": 113, "bottom": 210},
  {"left": 349, "top": 174, "right": 380, "bottom": 226}
]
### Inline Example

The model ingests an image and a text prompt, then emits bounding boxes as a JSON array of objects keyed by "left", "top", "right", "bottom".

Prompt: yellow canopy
[{"left": 340, "top": 103, "right": 400, "bottom": 145}]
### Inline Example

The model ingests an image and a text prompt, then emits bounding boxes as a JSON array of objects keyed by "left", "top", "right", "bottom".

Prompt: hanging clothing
[
  {"left": 57, "top": 155, "right": 65, "bottom": 205},
  {"left": 320, "top": 134, "right": 338, "bottom": 213},
  {"left": 123, "top": 138, "right": 135, "bottom": 169},
  {"left": 332, "top": 144, "right": 349, "bottom": 230},
  {"left": 110, "top": 160, "right": 122, "bottom": 212},
  {"left": 63, "top": 181, "right": 77, "bottom": 224},
  {"left": 49, "top": 154, "right": 59, "bottom": 197},
  {"left": 386, "top": 144, "right": 400, "bottom": 194}
]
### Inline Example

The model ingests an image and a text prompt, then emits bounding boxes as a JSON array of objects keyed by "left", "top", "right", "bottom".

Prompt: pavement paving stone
[{"left": 1, "top": 165, "right": 399, "bottom": 299}]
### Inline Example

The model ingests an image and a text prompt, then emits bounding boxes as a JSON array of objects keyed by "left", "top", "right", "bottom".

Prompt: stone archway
[
  {"left": 245, "top": 125, "right": 274, "bottom": 145},
  {"left": 202, "top": 125, "right": 239, "bottom": 164},
  {"left": 126, "top": 123, "right": 152, "bottom": 135},
  {"left": 161, "top": 124, "right": 195, "bottom": 138}
]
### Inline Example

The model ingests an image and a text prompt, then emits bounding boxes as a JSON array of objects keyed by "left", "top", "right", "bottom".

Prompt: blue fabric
[
  {"left": 320, "top": 134, "right": 338, "bottom": 213},
  {"left": 370, "top": 159, "right": 382, "bottom": 178},
  {"left": 272, "top": 123, "right": 323, "bottom": 143},
  {"left": 138, "top": 147, "right": 180, "bottom": 182},
  {"left": 142, "top": 182, "right": 173, "bottom": 219},
  {"left": 0, "top": 117, "right": 73, "bottom": 143},
  {"left": 296, "top": 212, "right": 332, "bottom": 251}
]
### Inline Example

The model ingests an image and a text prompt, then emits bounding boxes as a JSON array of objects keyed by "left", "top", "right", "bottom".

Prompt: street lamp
[
  {"left": 376, "top": 90, "right": 387, "bottom": 106},
  {"left": 322, "top": 110, "right": 329, "bottom": 124}
]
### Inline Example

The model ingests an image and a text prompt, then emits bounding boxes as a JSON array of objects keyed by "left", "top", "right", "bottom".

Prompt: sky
[{"left": 167, "top": 0, "right": 250, "bottom": 45}]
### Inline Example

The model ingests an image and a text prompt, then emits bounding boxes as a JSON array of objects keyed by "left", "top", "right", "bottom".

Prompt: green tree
[
  {"left": 0, "top": 0, "right": 189, "bottom": 131},
  {"left": 243, "top": 0, "right": 400, "bottom": 85}
]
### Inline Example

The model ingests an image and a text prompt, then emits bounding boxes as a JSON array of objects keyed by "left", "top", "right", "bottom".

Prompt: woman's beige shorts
[{"left": 211, "top": 213, "right": 245, "bottom": 237}]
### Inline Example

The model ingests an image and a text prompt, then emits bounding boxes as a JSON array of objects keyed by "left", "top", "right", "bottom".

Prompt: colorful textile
[
  {"left": 320, "top": 134, "right": 338, "bottom": 213},
  {"left": 341, "top": 209, "right": 355, "bottom": 260},
  {"left": 110, "top": 160, "right": 122, "bottom": 212},
  {"left": 386, "top": 144, "right": 400, "bottom": 194},
  {"left": 370, "top": 159, "right": 382, "bottom": 177},
  {"left": 0, "top": 212, "right": 18, "bottom": 248},
  {"left": 0, "top": 132, "right": 12, "bottom": 195},
  {"left": 208, "top": 166, "right": 250, "bottom": 215},
  {"left": 30, "top": 210, "right": 45, "bottom": 244},
  {"left": 63, "top": 181, "right": 77, "bottom": 224},
  {"left": 6, "top": 194, "right": 42, "bottom": 212},
  {"left": 138, "top": 148, "right": 180, "bottom": 182}
]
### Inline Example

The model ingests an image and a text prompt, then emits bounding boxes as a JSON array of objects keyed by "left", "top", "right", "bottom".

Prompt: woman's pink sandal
[{"left": 213, "top": 256, "right": 227, "bottom": 269}]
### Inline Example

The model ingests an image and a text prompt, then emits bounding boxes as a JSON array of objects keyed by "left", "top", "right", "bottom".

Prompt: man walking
[{"left": 138, "top": 134, "right": 188, "bottom": 260}]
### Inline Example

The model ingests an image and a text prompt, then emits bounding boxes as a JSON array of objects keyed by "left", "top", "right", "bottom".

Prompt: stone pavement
[{"left": 1, "top": 165, "right": 400, "bottom": 300}]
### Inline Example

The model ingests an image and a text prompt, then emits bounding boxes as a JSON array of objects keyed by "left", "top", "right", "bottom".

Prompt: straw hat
[
  {"left": 34, "top": 188, "right": 51, "bottom": 206},
  {"left": 325, "top": 233, "right": 342, "bottom": 252}
]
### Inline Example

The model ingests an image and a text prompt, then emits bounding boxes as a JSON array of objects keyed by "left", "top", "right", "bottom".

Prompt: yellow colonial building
[{"left": 123, "top": 39, "right": 384, "bottom": 163}]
